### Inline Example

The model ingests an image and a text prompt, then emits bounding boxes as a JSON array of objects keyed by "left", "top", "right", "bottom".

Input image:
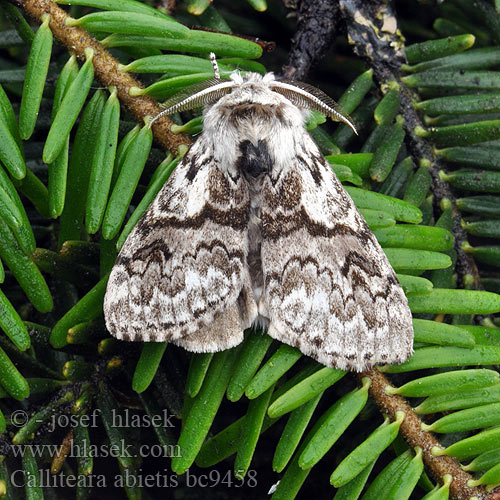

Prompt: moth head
[{"left": 150, "top": 53, "right": 357, "bottom": 134}]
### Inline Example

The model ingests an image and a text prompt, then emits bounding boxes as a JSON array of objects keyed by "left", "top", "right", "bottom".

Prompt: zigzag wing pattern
[
  {"left": 104, "top": 139, "right": 256, "bottom": 346},
  {"left": 260, "top": 136, "right": 413, "bottom": 371}
]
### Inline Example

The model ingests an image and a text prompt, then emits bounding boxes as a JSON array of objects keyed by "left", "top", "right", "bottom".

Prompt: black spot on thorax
[{"left": 236, "top": 139, "right": 273, "bottom": 178}]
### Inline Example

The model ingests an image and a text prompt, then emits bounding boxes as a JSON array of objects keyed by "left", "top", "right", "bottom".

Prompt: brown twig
[
  {"left": 13, "top": 0, "right": 191, "bottom": 155},
  {"left": 363, "top": 369, "right": 488, "bottom": 500}
]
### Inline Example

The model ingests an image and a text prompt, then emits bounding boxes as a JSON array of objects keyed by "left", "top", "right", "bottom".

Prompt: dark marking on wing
[
  {"left": 186, "top": 156, "right": 199, "bottom": 181},
  {"left": 298, "top": 154, "right": 323, "bottom": 187},
  {"left": 117, "top": 239, "right": 172, "bottom": 268},
  {"left": 261, "top": 207, "right": 373, "bottom": 242}
]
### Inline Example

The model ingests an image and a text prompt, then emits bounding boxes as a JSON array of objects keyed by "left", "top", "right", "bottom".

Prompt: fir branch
[
  {"left": 339, "top": 0, "right": 480, "bottom": 290},
  {"left": 339, "top": 1, "right": 495, "bottom": 496},
  {"left": 11, "top": 0, "right": 191, "bottom": 155},
  {"left": 284, "top": 1, "right": 493, "bottom": 498},
  {"left": 364, "top": 368, "right": 489, "bottom": 500}
]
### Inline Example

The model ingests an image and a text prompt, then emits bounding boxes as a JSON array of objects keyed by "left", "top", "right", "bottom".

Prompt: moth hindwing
[{"left": 104, "top": 70, "right": 413, "bottom": 372}]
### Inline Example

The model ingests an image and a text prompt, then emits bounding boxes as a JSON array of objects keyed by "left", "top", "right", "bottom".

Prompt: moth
[{"left": 103, "top": 54, "right": 413, "bottom": 371}]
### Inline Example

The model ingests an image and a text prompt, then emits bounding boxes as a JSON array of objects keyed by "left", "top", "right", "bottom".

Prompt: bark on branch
[{"left": 282, "top": 0, "right": 341, "bottom": 81}]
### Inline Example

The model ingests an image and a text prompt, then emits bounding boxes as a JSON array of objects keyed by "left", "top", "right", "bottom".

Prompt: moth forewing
[{"left": 104, "top": 67, "right": 413, "bottom": 372}]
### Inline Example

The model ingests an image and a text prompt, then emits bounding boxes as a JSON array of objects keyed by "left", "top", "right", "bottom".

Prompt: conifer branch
[
  {"left": 364, "top": 368, "right": 490, "bottom": 500},
  {"left": 339, "top": 0, "right": 480, "bottom": 290},
  {"left": 12, "top": 0, "right": 191, "bottom": 155}
]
